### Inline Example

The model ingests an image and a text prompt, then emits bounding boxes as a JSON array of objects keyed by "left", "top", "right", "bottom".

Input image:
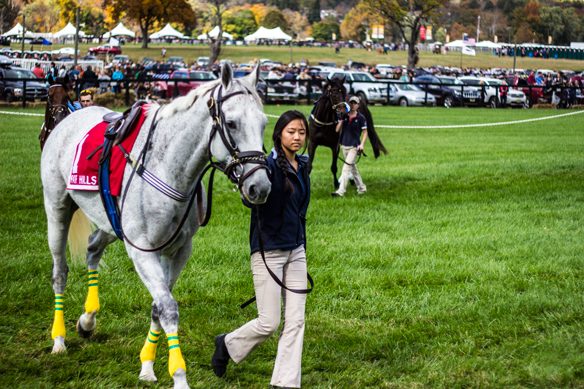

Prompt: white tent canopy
[
  {"left": 103, "top": 22, "right": 135, "bottom": 39},
  {"left": 150, "top": 24, "right": 184, "bottom": 39},
  {"left": 475, "top": 40, "right": 502, "bottom": 48},
  {"left": 244, "top": 26, "right": 291, "bottom": 41},
  {"left": 445, "top": 40, "right": 465, "bottom": 47},
  {"left": 197, "top": 26, "right": 233, "bottom": 40},
  {"left": 54, "top": 22, "right": 85, "bottom": 38},
  {"left": 2, "top": 23, "right": 23, "bottom": 37}
]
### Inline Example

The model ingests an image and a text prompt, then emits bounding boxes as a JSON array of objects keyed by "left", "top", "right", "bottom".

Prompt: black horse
[
  {"left": 39, "top": 74, "right": 73, "bottom": 151},
  {"left": 307, "top": 77, "right": 387, "bottom": 188}
]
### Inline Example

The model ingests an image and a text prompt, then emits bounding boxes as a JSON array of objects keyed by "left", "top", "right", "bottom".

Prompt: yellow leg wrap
[
  {"left": 51, "top": 294, "right": 66, "bottom": 339},
  {"left": 140, "top": 329, "right": 162, "bottom": 363},
  {"left": 85, "top": 270, "right": 100, "bottom": 313},
  {"left": 167, "top": 333, "right": 186, "bottom": 377}
]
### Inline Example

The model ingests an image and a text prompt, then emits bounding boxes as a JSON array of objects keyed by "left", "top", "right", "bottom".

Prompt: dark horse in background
[
  {"left": 39, "top": 74, "right": 75, "bottom": 151},
  {"left": 307, "top": 77, "right": 387, "bottom": 189}
]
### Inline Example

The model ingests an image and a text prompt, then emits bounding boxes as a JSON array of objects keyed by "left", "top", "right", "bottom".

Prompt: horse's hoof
[
  {"left": 76, "top": 319, "right": 94, "bottom": 339},
  {"left": 172, "top": 368, "right": 189, "bottom": 389},
  {"left": 52, "top": 336, "right": 66, "bottom": 353},
  {"left": 139, "top": 360, "right": 157, "bottom": 382}
]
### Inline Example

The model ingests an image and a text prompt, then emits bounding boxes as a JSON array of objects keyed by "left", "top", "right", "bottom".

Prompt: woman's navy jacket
[{"left": 244, "top": 150, "right": 311, "bottom": 255}]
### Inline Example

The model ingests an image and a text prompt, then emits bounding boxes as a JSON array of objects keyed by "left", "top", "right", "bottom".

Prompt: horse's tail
[
  {"left": 68, "top": 209, "right": 92, "bottom": 265},
  {"left": 359, "top": 102, "right": 388, "bottom": 158}
]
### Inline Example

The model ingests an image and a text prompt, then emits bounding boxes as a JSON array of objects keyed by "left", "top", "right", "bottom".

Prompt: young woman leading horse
[
  {"left": 307, "top": 77, "right": 387, "bottom": 189},
  {"left": 41, "top": 63, "right": 271, "bottom": 389}
]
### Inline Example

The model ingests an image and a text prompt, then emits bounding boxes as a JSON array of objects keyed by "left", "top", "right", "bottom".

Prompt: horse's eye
[{"left": 226, "top": 120, "right": 237, "bottom": 130}]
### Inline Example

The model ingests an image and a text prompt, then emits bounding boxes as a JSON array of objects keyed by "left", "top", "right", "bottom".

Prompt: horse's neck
[
  {"left": 315, "top": 96, "right": 332, "bottom": 120},
  {"left": 140, "top": 103, "right": 211, "bottom": 195}
]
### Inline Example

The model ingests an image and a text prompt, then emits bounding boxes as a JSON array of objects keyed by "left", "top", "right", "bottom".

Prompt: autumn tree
[
  {"left": 310, "top": 21, "right": 340, "bottom": 41},
  {"left": 283, "top": 9, "right": 310, "bottom": 39},
  {"left": 363, "top": 0, "right": 448, "bottom": 69},
  {"left": 341, "top": 2, "right": 376, "bottom": 41},
  {"left": 22, "top": 0, "right": 60, "bottom": 33},
  {"left": 105, "top": 0, "right": 195, "bottom": 48},
  {"left": 223, "top": 7, "right": 257, "bottom": 40},
  {"left": 205, "top": 0, "right": 228, "bottom": 69},
  {"left": 263, "top": 9, "right": 287, "bottom": 31}
]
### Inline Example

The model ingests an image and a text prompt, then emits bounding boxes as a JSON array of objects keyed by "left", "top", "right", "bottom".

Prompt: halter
[
  {"left": 309, "top": 84, "right": 348, "bottom": 127},
  {"left": 47, "top": 84, "right": 73, "bottom": 125}
]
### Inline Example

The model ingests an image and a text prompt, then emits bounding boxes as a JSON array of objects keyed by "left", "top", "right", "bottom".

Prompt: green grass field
[
  {"left": 10, "top": 42, "right": 584, "bottom": 72},
  {"left": 1, "top": 105, "right": 584, "bottom": 388}
]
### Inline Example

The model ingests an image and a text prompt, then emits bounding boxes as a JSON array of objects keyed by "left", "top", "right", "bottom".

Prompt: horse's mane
[{"left": 156, "top": 78, "right": 261, "bottom": 121}]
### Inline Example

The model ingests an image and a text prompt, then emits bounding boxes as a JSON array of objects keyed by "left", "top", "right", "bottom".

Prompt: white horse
[{"left": 41, "top": 63, "right": 271, "bottom": 389}]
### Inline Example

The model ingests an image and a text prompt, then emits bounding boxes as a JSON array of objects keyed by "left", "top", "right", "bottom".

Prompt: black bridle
[
  {"left": 206, "top": 84, "right": 269, "bottom": 189},
  {"left": 46, "top": 84, "right": 72, "bottom": 127},
  {"left": 309, "top": 83, "right": 347, "bottom": 127}
]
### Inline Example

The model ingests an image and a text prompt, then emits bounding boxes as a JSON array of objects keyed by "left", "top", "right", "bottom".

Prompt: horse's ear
[
  {"left": 246, "top": 63, "right": 261, "bottom": 87},
  {"left": 221, "top": 62, "right": 233, "bottom": 90},
  {"left": 63, "top": 73, "right": 69, "bottom": 85},
  {"left": 47, "top": 74, "right": 55, "bottom": 85},
  {"left": 341, "top": 75, "right": 346, "bottom": 83}
]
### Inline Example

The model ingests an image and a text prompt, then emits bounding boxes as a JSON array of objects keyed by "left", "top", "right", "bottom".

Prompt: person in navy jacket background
[{"left": 212, "top": 110, "right": 311, "bottom": 389}]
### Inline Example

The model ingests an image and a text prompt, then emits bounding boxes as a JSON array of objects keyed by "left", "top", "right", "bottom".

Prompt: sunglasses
[{"left": 81, "top": 90, "right": 92, "bottom": 95}]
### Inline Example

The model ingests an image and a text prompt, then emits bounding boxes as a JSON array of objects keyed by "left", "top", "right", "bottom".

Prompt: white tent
[
  {"left": 150, "top": 24, "right": 184, "bottom": 39},
  {"left": 475, "top": 40, "right": 501, "bottom": 48},
  {"left": 103, "top": 22, "right": 135, "bottom": 39},
  {"left": 54, "top": 22, "right": 85, "bottom": 38},
  {"left": 197, "top": 26, "right": 233, "bottom": 40},
  {"left": 2, "top": 23, "right": 23, "bottom": 37},
  {"left": 244, "top": 26, "right": 291, "bottom": 41},
  {"left": 445, "top": 40, "right": 465, "bottom": 47}
]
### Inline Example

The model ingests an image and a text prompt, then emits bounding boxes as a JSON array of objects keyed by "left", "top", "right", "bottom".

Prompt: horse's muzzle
[{"left": 241, "top": 168, "right": 271, "bottom": 204}]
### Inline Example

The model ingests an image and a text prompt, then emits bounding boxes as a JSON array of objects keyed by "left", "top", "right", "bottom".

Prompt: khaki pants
[
  {"left": 225, "top": 246, "right": 307, "bottom": 388},
  {"left": 336, "top": 145, "right": 366, "bottom": 196}
]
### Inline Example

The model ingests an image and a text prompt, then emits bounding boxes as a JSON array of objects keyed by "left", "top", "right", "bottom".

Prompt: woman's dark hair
[{"left": 272, "top": 110, "right": 309, "bottom": 195}]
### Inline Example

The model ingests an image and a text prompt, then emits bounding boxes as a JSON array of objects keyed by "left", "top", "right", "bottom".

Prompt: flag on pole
[{"left": 462, "top": 45, "right": 476, "bottom": 55}]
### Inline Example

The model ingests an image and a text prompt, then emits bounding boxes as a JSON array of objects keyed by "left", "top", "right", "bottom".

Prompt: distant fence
[{"left": 12, "top": 58, "right": 105, "bottom": 74}]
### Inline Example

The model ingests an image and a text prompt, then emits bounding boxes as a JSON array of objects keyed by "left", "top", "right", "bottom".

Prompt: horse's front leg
[
  {"left": 307, "top": 139, "right": 318, "bottom": 175},
  {"left": 331, "top": 144, "right": 340, "bottom": 190},
  {"left": 131, "top": 242, "right": 192, "bottom": 389}
]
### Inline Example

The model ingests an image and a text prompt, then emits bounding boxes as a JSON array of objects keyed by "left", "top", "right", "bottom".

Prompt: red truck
[
  {"left": 165, "top": 70, "right": 217, "bottom": 98},
  {"left": 502, "top": 76, "right": 547, "bottom": 107},
  {"left": 88, "top": 44, "right": 122, "bottom": 55}
]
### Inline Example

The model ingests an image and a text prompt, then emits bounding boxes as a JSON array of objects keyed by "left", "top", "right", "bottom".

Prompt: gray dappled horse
[{"left": 40, "top": 64, "right": 271, "bottom": 389}]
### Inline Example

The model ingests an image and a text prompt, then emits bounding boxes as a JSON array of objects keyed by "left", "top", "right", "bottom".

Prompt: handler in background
[
  {"left": 332, "top": 95, "right": 368, "bottom": 197},
  {"left": 212, "top": 110, "right": 311, "bottom": 389}
]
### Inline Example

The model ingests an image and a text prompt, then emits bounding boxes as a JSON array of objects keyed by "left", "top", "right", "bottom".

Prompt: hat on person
[{"left": 349, "top": 96, "right": 360, "bottom": 104}]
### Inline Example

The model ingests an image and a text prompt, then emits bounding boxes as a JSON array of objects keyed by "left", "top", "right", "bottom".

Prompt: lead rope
[{"left": 240, "top": 204, "right": 314, "bottom": 309}]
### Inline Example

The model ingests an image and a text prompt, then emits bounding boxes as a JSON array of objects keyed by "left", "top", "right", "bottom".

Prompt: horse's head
[
  {"left": 47, "top": 74, "right": 71, "bottom": 125},
  {"left": 326, "top": 77, "right": 348, "bottom": 120},
  {"left": 207, "top": 62, "right": 271, "bottom": 204}
]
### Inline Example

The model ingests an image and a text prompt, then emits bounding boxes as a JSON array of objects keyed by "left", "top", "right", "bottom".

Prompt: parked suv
[
  {"left": 329, "top": 69, "right": 388, "bottom": 104},
  {"left": 414, "top": 75, "right": 480, "bottom": 107},
  {"left": 501, "top": 75, "right": 546, "bottom": 107},
  {"left": 165, "top": 70, "right": 217, "bottom": 98},
  {"left": 0, "top": 56, "right": 48, "bottom": 103},
  {"left": 459, "top": 76, "right": 527, "bottom": 108}
]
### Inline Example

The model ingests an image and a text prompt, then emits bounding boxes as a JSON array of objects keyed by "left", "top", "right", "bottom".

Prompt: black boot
[{"left": 212, "top": 334, "right": 230, "bottom": 377}]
